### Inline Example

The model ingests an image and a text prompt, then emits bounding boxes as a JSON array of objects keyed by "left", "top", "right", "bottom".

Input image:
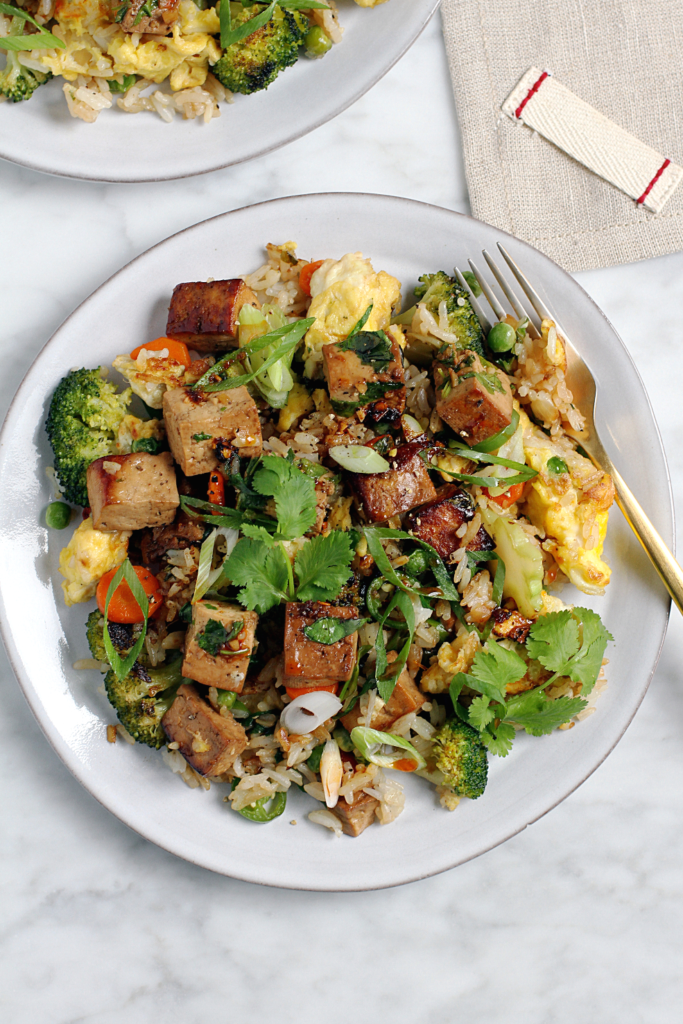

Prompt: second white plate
[{"left": 0, "top": 0, "right": 439, "bottom": 182}]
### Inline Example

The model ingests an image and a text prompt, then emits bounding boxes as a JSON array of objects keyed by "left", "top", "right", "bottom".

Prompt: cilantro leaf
[
  {"left": 470, "top": 640, "right": 527, "bottom": 703},
  {"left": 569, "top": 608, "right": 613, "bottom": 695},
  {"left": 504, "top": 690, "right": 588, "bottom": 736},
  {"left": 252, "top": 455, "right": 317, "bottom": 541},
  {"left": 222, "top": 538, "right": 289, "bottom": 613},
  {"left": 467, "top": 695, "right": 497, "bottom": 730},
  {"left": 480, "top": 722, "right": 516, "bottom": 757},
  {"left": 294, "top": 532, "right": 354, "bottom": 602},
  {"left": 526, "top": 610, "right": 579, "bottom": 674},
  {"left": 526, "top": 608, "right": 612, "bottom": 695},
  {"left": 240, "top": 523, "right": 277, "bottom": 547}
]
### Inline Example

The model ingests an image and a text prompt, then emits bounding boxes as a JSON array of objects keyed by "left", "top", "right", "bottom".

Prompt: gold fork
[{"left": 455, "top": 244, "right": 683, "bottom": 614}]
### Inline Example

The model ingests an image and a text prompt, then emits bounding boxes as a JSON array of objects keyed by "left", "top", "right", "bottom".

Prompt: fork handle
[{"left": 610, "top": 465, "right": 683, "bottom": 614}]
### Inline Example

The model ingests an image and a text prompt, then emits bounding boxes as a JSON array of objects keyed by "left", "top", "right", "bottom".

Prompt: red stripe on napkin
[{"left": 515, "top": 71, "right": 549, "bottom": 119}]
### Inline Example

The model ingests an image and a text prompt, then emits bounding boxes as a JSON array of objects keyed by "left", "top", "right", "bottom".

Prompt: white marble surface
[{"left": 2, "top": 11, "right": 683, "bottom": 1022}]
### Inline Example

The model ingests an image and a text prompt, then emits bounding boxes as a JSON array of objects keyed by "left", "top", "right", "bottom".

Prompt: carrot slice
[
  {"left": 298, "top": 260, "right": 325, "bottom": 297},
  {"left": 285, "top": 682, "right": 339, "bottom": 700},
  {"left": 130, "top": 337, "right": 191, "bottom": 367},
  {"left": 483, "top": 481, "right": 525, "bottom": 509},
  {"left": 96, "top": 565, "right": 163, "bottom": 623}
]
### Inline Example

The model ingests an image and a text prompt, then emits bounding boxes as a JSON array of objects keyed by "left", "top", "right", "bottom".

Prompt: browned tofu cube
[
  {"left": 351, "top": 442, "right": 437, "bottom": 523},
  {"left": 182, "top": 600, "right": 258, "bottom": 693},
  {"left": 162, "top": 385, "right": 261, "bottom": 475},
  {"left": 283, "top": 602, "right": 358, "bottom": 685},
  {"left": 490, "top": 607, "right": 533, "bottom": 643},
  {"left": 166, "top": 279, "right": 258, "bottom": 353},
  {"left": 161, "top": 683, "right": 248, "bottom": 776},
  {"left": 434, "top": 349, "right": 513, "bottom": 446},
  {"left": 120, "top": 0, "right": 179, "bottom": 33},
  {"left": 404, "top": 484, "right": 476, "bottom": 559},
  {"left": 87, "top": 452, "right": 179, "bottom": 532},
  {"left": 341, "top": 659, "right": 425, "bottom": 732},
  {"left": 330, "top": 791, "right": 379, "bottom": 837},
  {"left": 323, "top": 331, "right": 405, "bottom": 421}
]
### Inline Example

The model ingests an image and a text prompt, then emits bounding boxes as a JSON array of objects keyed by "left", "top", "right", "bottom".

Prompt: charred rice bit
[
  {"left": 311, "top": 0, "right": 343, "bottom": 44},
  {"left": 63, "top": 76, "right": 113, "bottom": 123},
  {"left": 461, "top": 570, "right": 496, "bottom": 625},
  {"left": 243, "top": 243, "right": 310, "bottom": 316},
  {"left": 404, "top": 363, "right": 434, "bottom": 426},
  {"left": 514, "top": 319, "right": 586, "bottom": 438},
  {"left": 308, "top": 809, "right": 343, "bottom": 837},
  {"left": 161, "top": 746, "right": 211, "bottom": 790},
  {"left": 363, "top": 768, "right": 405, "bottom": 825}
]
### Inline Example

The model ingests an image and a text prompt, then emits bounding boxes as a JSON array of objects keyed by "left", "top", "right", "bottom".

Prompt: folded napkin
[{"left": 441, "top": 0, "right": 683, "bottom": 271}]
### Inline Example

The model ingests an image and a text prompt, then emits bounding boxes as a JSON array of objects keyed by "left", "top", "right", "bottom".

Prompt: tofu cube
[
  {"left": 162, "top": 385, "right": 261, "bottom": 476},
  {"left": 404, "top": 484, "right": 476, "bottom": 559},
  {"left": 330, "top": 791, "right": 379, "bottom": 837},
  {"left": 341, "top": 659, "right": 425, "bottom": 732},
  {"left": 323, "top": 331, "right": 405, "bottom": 419},
  {"left": 87, "top": 451, "right": 179, "bottom": 532},
  {"left": 351, "top": 442, "right": 437, "bottom": 523},
  {"left": 182, "top": 600, "right": 258, "bottom": 693},
  {"left": 162, "top": 683, "right": 248, "bottom": 776},
  {"left": 283, "top": 602, "right": 359, "bottom": 686},
  {"left": 434, "top": 349, "right": 513, "bottom": 446},
  {"left": 166, "top": 279, "right": 258, "bottom": 354}
]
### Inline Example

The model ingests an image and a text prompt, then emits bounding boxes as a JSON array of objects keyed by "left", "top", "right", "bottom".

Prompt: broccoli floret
[
  {"left": 86, "top": 611, "right": 182, "bottom": 748},
  {"left": 0, "top": 48, "right": 52, "bottom": 102},
  {"left": 212, "top": 3, "right": 309, "bottom": 95},
  {"left": 414, "top": 271, "right": 484, "bottom": 356},
  {"left": 45, "top": 368, "right": 131, "bottom": 506},
  {"left": 86, "top": 609, "right": 110, "bottom": 664},
  {"left": 432, "top": 718, "right": 488, "bottom": 799}
]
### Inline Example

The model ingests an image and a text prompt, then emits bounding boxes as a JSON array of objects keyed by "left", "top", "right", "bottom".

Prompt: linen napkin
[{"left": 441, "top": 0, "right": 683, "bottom": 272}]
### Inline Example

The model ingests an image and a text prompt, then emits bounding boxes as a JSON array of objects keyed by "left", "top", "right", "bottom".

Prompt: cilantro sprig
[
  {"left": 222, "top": 531, "right": 355, "bottom": 613},
  {"left": 449, "top": 607, "right": 612, "bottom": 756}
]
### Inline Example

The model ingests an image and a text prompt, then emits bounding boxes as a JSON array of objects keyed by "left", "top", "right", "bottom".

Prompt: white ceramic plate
[
  {"left": 0, "top": 194, "right": 672, "bottom": 890},
  {"left": 0, "top": 0, "right": 438, "bottom": 182}
]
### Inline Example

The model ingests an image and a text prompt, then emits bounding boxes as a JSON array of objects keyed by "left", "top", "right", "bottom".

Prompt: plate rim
[
  {"left": 0, "top": 191, "right": 672, "bottom": 889},
  {"left": 0, "top": 0, "right": 441, "bottom": 183}
]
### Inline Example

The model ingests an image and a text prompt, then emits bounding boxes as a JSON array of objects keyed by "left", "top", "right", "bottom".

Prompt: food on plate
[
  {"left": 45, "top": 242, "right": 614, "bottom": 838},
  {"left": 0, "top": 0, "right": 386, "bottom": 123}
]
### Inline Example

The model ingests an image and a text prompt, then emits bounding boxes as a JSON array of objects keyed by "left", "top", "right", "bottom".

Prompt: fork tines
[{"left": 455, "top": 245, "right": 566, "bottom": 343}]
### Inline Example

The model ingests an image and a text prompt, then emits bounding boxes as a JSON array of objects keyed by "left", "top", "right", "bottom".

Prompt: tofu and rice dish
[
  {"left": 45, "top": 243, "right": 615, "bottom": 838},
  {"left": 0, "top": 0, "right": 383, "bottom": 123}
]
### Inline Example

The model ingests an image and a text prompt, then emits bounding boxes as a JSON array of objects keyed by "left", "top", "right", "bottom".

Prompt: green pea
[
  {"left": 403, "top": 548, "right": 430, "bottom": 577},
  {"left": 45, "top": 501, "right": 71, "bottom": 530},
  {"left": 305, "top": 26, "right": 332, "bottom": 57},
  {"left": 488, "top": 321, "right": 516, "bottom": 353}
]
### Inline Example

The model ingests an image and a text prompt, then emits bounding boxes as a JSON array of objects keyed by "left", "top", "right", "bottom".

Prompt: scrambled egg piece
[
  {"left": 108, "top": 23, "right": 220, "bottom": 86},
  {"left": 304, "top": 252, "right": 401, "bottom": 375},
  {"left": 112, "top": 352, "right": 187, "bottom": 409},
  {"left": 519, "top": 409, "right": 615, "bottom": 594},
  {"left": 40, "top": 1, "right": 219, "bottom": 87},
  {"left": 420, "top": 632, "right": 480, "bottom": 694},
  {"left": 354, "top": 0, "right": 390, "bottom": 5},
  {"left": 116, "top": 414, "right": 166, "bottom": 454},
  {"left": 277, "top": 383, "right": 315, "bottom": 433},
  {"left": 59, "top": 517, "right": 130, "bottom": 607}
]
